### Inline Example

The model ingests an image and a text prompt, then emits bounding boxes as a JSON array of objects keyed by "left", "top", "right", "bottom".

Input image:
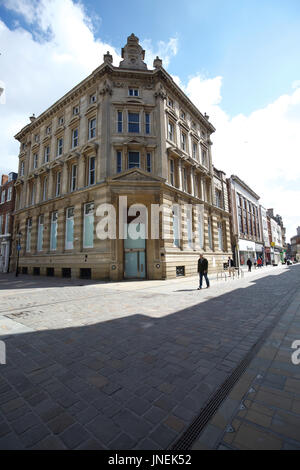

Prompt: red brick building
[{"left": 0, "top": 172, "right": 17, "bottom": 272}]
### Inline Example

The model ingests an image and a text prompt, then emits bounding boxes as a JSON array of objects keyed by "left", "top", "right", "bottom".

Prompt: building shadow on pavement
[{"left": 0, "top": 266, "right": 299, "bottom": 450}]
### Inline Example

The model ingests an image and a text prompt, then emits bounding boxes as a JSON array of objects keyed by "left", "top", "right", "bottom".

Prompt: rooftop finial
[
  {"left": 153, "top": 56, "right": 163, "bottom": 69},
  {"left": 29, "top": 114, "right": 36, "bottom": 122},
  {"left": 119, "top": 33, "right": 147, "bottom": 70},
  {"left": 103, "top": 51, "right": 113, "bottom": 65}
]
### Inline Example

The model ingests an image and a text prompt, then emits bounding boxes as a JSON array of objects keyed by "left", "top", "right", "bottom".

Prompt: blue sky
[{"left": 0, "top": 0, "right": 300, "bottom": 240}]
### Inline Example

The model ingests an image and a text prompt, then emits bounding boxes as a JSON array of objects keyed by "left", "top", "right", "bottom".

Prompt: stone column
[
  {"left": 78, "top": 155, "right": 86, "bottom": 189},
  {"left": 61, "top": 162, "right": 69, "bottom": 195},
  {"left": 177, "top": 160, "right": 183, "bottom": 191}
]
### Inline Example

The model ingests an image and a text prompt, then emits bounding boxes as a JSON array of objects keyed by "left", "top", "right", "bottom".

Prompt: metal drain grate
[{"left": 170, "top": 291, "right": 294, "bottom": 450}]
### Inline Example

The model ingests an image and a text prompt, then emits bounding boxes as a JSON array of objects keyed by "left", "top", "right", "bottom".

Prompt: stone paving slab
[
  {"left": 192, "top": 284, "right": 300, "bottom": 450},
  {"left": 0, "top": 265, "right": 299, "bottom": 449}
]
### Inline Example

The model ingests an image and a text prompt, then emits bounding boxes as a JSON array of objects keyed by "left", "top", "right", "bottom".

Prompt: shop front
[{"left": 238, "top": 239, "right": 256, "bottom": 266}]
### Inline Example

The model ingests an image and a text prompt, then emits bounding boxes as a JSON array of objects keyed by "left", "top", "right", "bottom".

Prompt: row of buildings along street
[{"left": 0, "top": 34, "right": 297, "bottom": 278}]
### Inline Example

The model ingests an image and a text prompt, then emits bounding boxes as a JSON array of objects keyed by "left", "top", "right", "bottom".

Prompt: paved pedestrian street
[{"left": 0, "top": 265, "right": 300, "bottom": 450}]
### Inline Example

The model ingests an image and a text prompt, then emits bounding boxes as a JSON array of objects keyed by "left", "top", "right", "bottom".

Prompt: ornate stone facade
[{"left": 11, "top": 34, "right": 232, "bottom": 280}]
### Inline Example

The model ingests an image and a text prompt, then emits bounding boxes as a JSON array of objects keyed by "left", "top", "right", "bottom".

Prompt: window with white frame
[
  {"left": 46, "top": 126, "right": 51, "bottom": 135},
  {"left": 208, "top": 216, "right": 213, "bottom": 250},
  {"left": 128, "top": 112, "right": 140, "bottom": 133},
  {"left": 73, "top": 105, "right": 79, "bottom": 115},
  {"left": 145, "top": 113, "right": 150, "bottom": 134},
  {"left": 192, "top": 142, "right": 197, "bottom": 160},
  {"left": 44, "top": 146, "right": 50, "bottom": 163},
  {"left": 88, "top": 156, "right": 95, "bottom": 185},
  {"left": 172, "top": 206, "right": 180, "bottom": 247},
  {"left": 26, "top": 218, "right": 32, "bottom": 252},
  {"left": 167, "top": 97, "right": 174, "bottom": 109},
  {"left": 70, "top": 164, "right": 77, "bottom": 192},
  {"left": 65, "top": 207, "right": 74, "bottom": 250},
  {"left": 57, "top": 137, "right": 63, "bottom": 157},
  {"left": 170, "top": 159, "right": 174, "bottom": 186},
  {"left": 117, "top": 111, "right": 123, "bottom": 133},
  {"left": 128, "top": 151, "right": 140, "bottom": 169},
  {"left": 34, "top": 134, "right": 39, "bottom": 143},
  {"left": 128, "top": 88, "right": 139, "bottom": 97},
  {"left": 117, "top": 151, "right": 122, "bottom": 173},
  {"left": 58, "top": 116, "right": 64, "bottom": 125},
  {"left": 198, "top": 211, "right": 204, "bottom": 249},
  {"left": 37, "top": 215, "right": 44, "bottom": 251},
  {"left": 33, "top": 153, "right": 38, "bottom": 169},
  {"left": 180, "top": 110, "right": 186, "bottom": 120},
  {"left": 55, "top": 171, "right": 61, "bottom": 197},
  {"left": 42, "top": 177, "right": 47, "bottom": 201},
  {"left": 201, "top": 148, "right": 207, "bottom": 167},
  {"left": 1, "top": 191, "right": 5, "bottom": 204},
  {"left": 88, "top": 118, "right": 96, "bottom": 140},
  {"left": 187, "top": 207, "right": 193, "bottom": 248},
  {"left": 20, "top": 161, "right": 25, "bottom": 176},
  {"left": 7, "top": 186, "right": 12, "bottom": 202},
  {"left": 72, "top": 128, "right": 78, "bottom": 148},
  {"left": 50, "top": 211, "right": 58, "bottom": 251},
  {"left": 218, "top": 221, "right": 224, "bottom": 251},
  {"left": 83, "top": 202, "right": 94, "bottom": 248},
  {"left": 146, "top": 153, "right": 151, "bottom": 172},
  {"left": 168, "top": 121, "right": 174, "bottom": 141}
]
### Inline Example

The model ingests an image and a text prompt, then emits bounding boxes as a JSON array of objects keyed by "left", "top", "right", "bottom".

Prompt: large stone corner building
[{"left": 12, "top": 34, "right": 232, "bottom": 281}]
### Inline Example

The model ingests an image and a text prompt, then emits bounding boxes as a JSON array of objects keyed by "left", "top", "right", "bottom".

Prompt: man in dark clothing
[
  {"left": 247, "top": 258, "right": 252, "bottom": 272},
  {"left": 197, "top": 254, "right": 210, "bottom": 289},
  {"left": 228, "top": 256, "right": 235, "bottom": 277}
]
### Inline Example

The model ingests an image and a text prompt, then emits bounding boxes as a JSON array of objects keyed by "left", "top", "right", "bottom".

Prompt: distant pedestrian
[
  {"left": 228, "top": 256, "right": 235, "bottom": 277},
  {"left": 247, "top": 258, "right": 252, "bottom": 272},
  {"left": 257, "top": 257, "right": 262, "bottom": 268},
  {"left": 197, "top": 254, "right": 210, "bottom": 289}
]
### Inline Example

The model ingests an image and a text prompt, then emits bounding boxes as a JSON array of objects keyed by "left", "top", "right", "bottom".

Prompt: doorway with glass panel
[{"left": 124, "top": 222, "right": 146, "bottom": 279}]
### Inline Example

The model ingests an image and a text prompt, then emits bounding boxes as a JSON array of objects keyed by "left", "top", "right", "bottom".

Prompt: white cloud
[
  {"left": 142, "top": 37, "right": 178, "bottom": 69},
  {"left": 185, "top": 74, "right": 300, "bottom": 241}
]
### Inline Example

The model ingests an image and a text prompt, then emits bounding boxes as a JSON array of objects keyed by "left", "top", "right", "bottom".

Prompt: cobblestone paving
[
  {"left": 0, "top": 265, "right": 299, "bottom": 449},
  {"left": 192, "top": 279, "right": 300, "bottom": 450}
]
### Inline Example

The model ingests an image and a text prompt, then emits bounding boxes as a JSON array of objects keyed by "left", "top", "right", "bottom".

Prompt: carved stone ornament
[
  {"left": 154, "top": 84, "right": 167, "bottom": 100},
  {"left": 100, "top": 80, "right": 113, "bottom": 96}
]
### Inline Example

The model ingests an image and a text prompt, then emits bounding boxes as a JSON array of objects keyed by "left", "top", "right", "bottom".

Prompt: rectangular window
[
  {"left": 183, "top": 167, "right": 187, "bottom": 192},
  {"left": 146, "top": 153, "right": 151, "bottom": 172},
  {"left": 26, "top": 218, "right": 32, "bottom": 252},
  {"left": 44, "top": 146, "right": 50, "bottom": 163},
  {"left": 83, "top": 202, "right": 94, "bottom": 248},
  {"left": 31, "top": 183, "right": 35, "bottom": 205},
  {"left": 173, "top": 207, "right": 180, "bottom": 247},
  {"left": 117, "top": 111, "right": 123, "bottom": 133},
  {"left": 46, "top": 126, "right": 51, "bottom": 135},
  {"left": 1, "top": 191, "right": 5, "bottom": 204},
  {"left": 57, "top": 138, "right": 63, "bottom": 157},
  {"left": 117, "top": 151, "right": 122, "bottom": 173},
  {"left": 56, "top": 171, "right": 61, "bottom": 197},
  {"left": 89, "top": 156, "right": 95, "bottom": 185},
  {"left": 50, "top": 212, "right": 58, "bottom": 251},
  {"left": 192, "top": 142, "right": 197, "bottom": 160},
  {"left": 71, "top": 164, "right": 77, "bottom": 192},
  {"left": 180, "top": 110, "right": 186, "bottom": 120},
  {"left": 65, "top": 207, "right": 74, "bottom": 250},
  {"left": 170, "top": 159, "right": 174, "bottom": 186},
  {"left": 168, "top": 97, "right": 174, "bottom": 108},
  {"left": 218, "top": 221, "right": 223, "bottom": 251},
  {"left": 128, "top": 151, "right": 140, "bottom": 169},
  {"left": 88, "top": 118, "right": 96, "bottom": 139},
  {"left": 33, "top": 153, "right": 38, "bottom": 169},
  {"left": 168, "top": 121, "right": 174, "bottom": 141},
  {"left": 198, "top": 212, "right": 204, "bottom": 249},
  {"left": 73, "top": 106, "right": 79, "bottom": 115},
  {"left": 42, "top": 177, "right": 48, "bottom": 201},
  {"left": 187, "top": 208, "right": 193, "bottom": 248},
  {"left": 34, "top": 134, "right": 39, "bottom": 143},
  {"left": 128, "top": 112, "right": 140, "bottom": 133},
  {"left": 72, "top": 128, "right": 78, "bottom": 148},
  {"left": 7, "top": 187, "right": 12, "bottom": 202},
  {"left": 145, "top": 113, "right": 150, "bottom": 134},
  {"left": 37, "top": 215, "right": 44, "bottom": 252},
  {"left": 58, "top": 116, "right": 64, "bottom": 125},
  {"left": 208, "top": 217, "right": 213, "bottom": 250},
  {"left": 90, "top": 93, "right": 96, "bottom": 103},
  {"left": 0, "top": 215, "right": 2, "bottom": 235},
  {"left": 181, "top": 132, "right": 186, "bottom": 151},
  {"left": 4, "top": 214, "right": 10, "bottom": 234},
  {"left": 129, "top": 89, "right": 139, "bottom": 97},
  {"left": 20, "top": 161, "right": 25, "bottom": 176}
]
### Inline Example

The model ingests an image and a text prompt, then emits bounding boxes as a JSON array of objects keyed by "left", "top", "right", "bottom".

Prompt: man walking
[
  {"left": 247, "top": 258, "right": 252, "bottom": 272},
  {"left": 228, "top": 256, "right": 235, "bottom": 277},
  {"left": 197, "top": 254, "right": 210, "bottom": 289}
]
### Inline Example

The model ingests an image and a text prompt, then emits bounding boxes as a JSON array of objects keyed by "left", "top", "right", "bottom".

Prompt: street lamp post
[{"left": 15, "top": 232, "right": 22, "bottom": 277}]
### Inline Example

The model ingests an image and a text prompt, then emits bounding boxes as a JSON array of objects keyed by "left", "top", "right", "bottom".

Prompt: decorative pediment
[
  {"left": 55, "top": 125, "right": 65, "bottom": 136},
  {"left": 167, "top": 147, "right": 182, "bottom": 158},
  {"left": 85, "top": 104, "right": 97, "bottom": 116},
  {"left": 65, "top": 151, "right": 80, "bottom": 161},
  {"left": 109, "top": 167, "right": 164, "bottom": 183},
  {"left": 50, "top": 160, "right": 63, "bottom": 169},
  {"left": 68, "top": 115, "right": 80, "bottom": 127},
  {"left": 82, "top": 142, "right": 98, "bottom": 154}
]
